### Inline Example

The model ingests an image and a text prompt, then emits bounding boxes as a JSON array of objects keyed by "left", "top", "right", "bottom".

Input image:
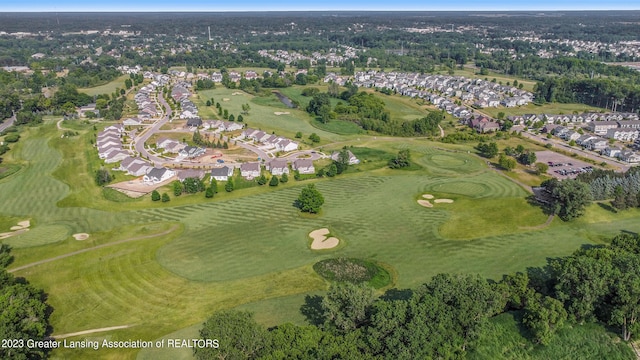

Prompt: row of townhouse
[
  {"left": 349, "top": 71, "right": 533, "bottom": 109},
  {"left": 508, "top": 112, "right": 640, "bottom": 126},
  {"left": 114, "top": 155, "right": 177, "bottom": 184},
  {"left": 172, "top": 82, "right": 199, "bottom": 120},
  {"left": 258, "top": 46, "right": 362, "bottom": 66},
  {"left": 548, "top": 126, "right": 640, "bottom": 163},
  {"left": 239, "top": 128, "right": 299, "bottom": 152},
  {"left": 135, "top": 84, "right": 161, "bottom": 119},
  {"left": 97, "top": 124, "right": 129, "bottom": 164},
  {"left": 156, "top": 137, "right": 186, "bottom": 154},
  {"left": 115, "top": 156, "right": 152, "bottom": 176},
  {"left": 211, "top": 159, "right": 316, "bottom": 181},
  {"left": 203, "top": 120, "right": 244, "bottom": 132}
]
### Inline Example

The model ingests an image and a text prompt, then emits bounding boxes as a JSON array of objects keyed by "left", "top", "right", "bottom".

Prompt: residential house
[
  {"left": 122, "top": 118, "right": 142, "bottom": 126},
  {"left": 177, "top": 169, "right": 205, "bottom": 182},
  {"left": 584, "top": 138, "right": 608, "bottom": 152},
  {"left": 266, "top": 159, "right": 289, "bottom": 176},
  {"left": 210, "top": 166, "right": 234, "bottom": 181},
  {"left": 274, "top": 139, "right": 298, "bottom": 152},
  {"left": 240, "top": 162, "right": 261, "bottom": 179},
  {"left": 606, "top": 128, "right": 639, "bottom": 142},
  {"left": 602, "top": 146, "right": 622, "bottom": 158},
  {"left": 179, "top": 146, "right": 206, "bottom": 159},
  {"left": 292, "top": 159, "right": 315, "bottom": 174},
  {"left": 143, "top": 167, "right": 175, "bottom": 184},
  {"left": 588, "top": 121, "right": 619, "bottom": 135},
  {"left": 104, "top": 150, "right": 129, "bottom": 164},
  {"left": 186, "top": 118, "right": 203, "bottom": 128},
  {"left": 619, "top": 150, "right": 640, "bottom": 163},
  {"left": 331, "top": 150, "right": 360, "bottom": 165}
]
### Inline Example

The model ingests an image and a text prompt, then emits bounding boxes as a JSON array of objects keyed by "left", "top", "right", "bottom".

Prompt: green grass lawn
[
  {"left": 195, "top": 88, "right": 344, "bottom": 144},
  {"left": 310, "top": 118, "right": 365, "bottom": 135},
  {"left": 78, "top": 74, "right": 130, "bottom": 97},
  {"left": 3, "top": 110, "right": 640, "bottom": 359}
]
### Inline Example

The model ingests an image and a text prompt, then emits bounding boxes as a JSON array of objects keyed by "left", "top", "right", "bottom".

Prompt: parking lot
[{"left": 535, "top": 151, "right": 594, "bottom": 179}]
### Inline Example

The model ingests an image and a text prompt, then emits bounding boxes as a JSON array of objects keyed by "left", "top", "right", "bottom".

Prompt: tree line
[{"left": 195, "top": 233, "right": 640, "bottom": 359}]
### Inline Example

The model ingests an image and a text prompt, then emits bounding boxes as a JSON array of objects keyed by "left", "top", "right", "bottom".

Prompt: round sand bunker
[
  {"left": 417, "top": 199, "right": 433, "bottom": 208},
  {"left": 73, "top": 233, "right": 90, "bottom": 241},
  {"left": 309, "top": 228, "right": 340, "bottom": 250}
]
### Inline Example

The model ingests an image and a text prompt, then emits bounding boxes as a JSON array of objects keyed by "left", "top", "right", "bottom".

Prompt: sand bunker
[
  {"left": 1, "top": 220, "right": 31, "bottom": 239},
  {"left": 222, "top": 98, "right": 230, "bottom": 101},
  {"left": 73, "top": 233, "right": 90, "bottom": 241},
  {"left": 274, "top": 111, "right": 290, "bottom": 116},
  {"left": 309, "top": 228, "right": 340, "bottom": 250},
  {"left": 434, "top": 199, "right": 454, "bottom": 203},
  {"left": 417, "top": 200, "right": 433, "bottom": 208},
  {"left": 422, "top": 194, "right": 434, "bottom": 199},
  {"left": 231, "top": 92, "right": 243, "bottom": 95}
]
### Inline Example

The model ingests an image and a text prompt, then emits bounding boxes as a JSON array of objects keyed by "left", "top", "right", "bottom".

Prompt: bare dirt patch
[
  {"left": 422, "top": 194, "right": 434, "bottom": 199},
  {"left": 274, "top": 111, "right": 290, "bottom": 116},
  {"left": 417, "top": 200, "right": 433, "bottom": 207},
  {"left": 107, "top": 176, "right": 176, "bottom": 198},
  {"left": 434, "top": 199, "right": 454, "bottom": 203},
  {"left": 73, "top": 233, "right": 90, "bottom": 241},
  {"left": 309, "top": 228, "right": 340, "bottom": 250}
]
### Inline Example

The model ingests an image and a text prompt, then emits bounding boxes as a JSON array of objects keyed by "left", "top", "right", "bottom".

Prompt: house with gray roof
[{"left": 210, "top": 166, "right": 234, "bottom": 181}]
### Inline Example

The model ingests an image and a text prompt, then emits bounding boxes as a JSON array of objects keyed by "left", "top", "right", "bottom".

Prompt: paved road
[
  {"left": 0, "top": 114, "right": 16, "bottom": 133},
  {"left": 519, "top": 130, "right": 630, "bottom": 172},
  {"left": 133, "top": 92, "right": 172, "bottom": 166}
]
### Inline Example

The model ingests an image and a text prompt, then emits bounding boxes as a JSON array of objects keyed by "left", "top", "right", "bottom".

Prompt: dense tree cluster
[
  {"left": 0, "top": 245, "right": 52, "bottom": 360},
  {"left": 197, "top": 233, "right": 640, "bottom": 358},
  {"left": 540, "top": 178, "right": 592, "bottom": 221}
]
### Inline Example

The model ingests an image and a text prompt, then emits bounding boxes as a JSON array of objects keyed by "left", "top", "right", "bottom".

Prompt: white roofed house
[
  {"left": 266, "top": 159, "right": 290, "bottom": 176},
  {"left": 240, "top": 162, "right": 261, "bottom": 179},
  {"left": 210, "top": 166, "right": 234, "bottom": 182},
  {"left": 143, "top": 167, "right": 176, "bottom": 185},
  {"left": 292, "top": 159, "right": 315, "bottom": 175}
]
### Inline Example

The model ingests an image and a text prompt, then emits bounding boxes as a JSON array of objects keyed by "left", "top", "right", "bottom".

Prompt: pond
[{"left": 273, "top": 91, "right": 296, "bottom": 108}]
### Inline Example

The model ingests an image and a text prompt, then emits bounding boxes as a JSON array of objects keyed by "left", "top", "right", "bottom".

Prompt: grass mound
[{"left": 313, "top": 258, "right": 391, "bottom": 289}]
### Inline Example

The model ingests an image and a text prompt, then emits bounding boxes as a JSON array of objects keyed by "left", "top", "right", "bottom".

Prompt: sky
[{"left": 1, "top": 0, "right": 639, "bottom": 12}]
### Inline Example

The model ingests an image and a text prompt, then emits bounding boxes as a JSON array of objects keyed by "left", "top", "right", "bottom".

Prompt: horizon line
[{"left": 2, "top": 9, "right": 640, "bottom": 13}]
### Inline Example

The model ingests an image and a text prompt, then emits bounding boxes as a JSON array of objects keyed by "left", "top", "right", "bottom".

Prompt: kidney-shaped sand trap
[
  {"left": 73, "top": 233, "right": 90, "bottom": 241},
  {"left": 417, "top": 199, "right": 433, "bottom": 207},
  {"left": 309, "top": 228, "right": 340, "bottom": 250}
]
